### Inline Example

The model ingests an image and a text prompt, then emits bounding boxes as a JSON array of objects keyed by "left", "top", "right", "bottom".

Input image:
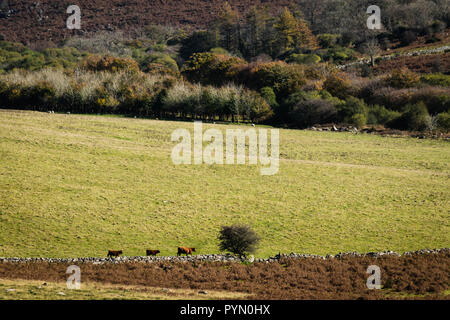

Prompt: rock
[{"left": 0, "top": 249, "right": 448, "bottom": 265}]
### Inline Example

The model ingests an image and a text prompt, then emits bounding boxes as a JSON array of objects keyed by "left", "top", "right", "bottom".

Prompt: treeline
[
  {"left": 180, "top": 0, "right": 448, "bottom": 61},
  {"left": 299, "top": 0, "right": 448, "bottom": 43},
  {"left": 0, "top": 69, "right": 272, "bottom": 123},
  {"left": 0, "top": 1, "right": 449, "bottom": 132},
  {"left": 180, "top": 4, "right": 318, "bottom": 61},
  {"left": 179, "top": 4, "right": 356, "bottom": 64},
  {"left": 1, "top": 55, "right": 448, "bottom": 131}
]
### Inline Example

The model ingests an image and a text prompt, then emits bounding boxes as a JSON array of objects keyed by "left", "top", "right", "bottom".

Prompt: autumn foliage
[{"left": 82, "top": 55, "right": 140, "bottom": 73}]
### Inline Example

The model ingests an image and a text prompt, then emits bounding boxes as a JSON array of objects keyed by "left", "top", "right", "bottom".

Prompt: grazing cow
[
  {"left": 107, "top": 250, "right": 123, "bottom": 258},
  {"left": 177, "top": 247, "right": 196, "bottom": 256},
  {"left": 146, "top": 249, "right": 160, "bottom": 256}
]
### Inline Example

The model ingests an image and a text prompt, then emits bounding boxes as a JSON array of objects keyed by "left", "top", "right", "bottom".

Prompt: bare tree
[
  {"left": 362, "top": 38, "right": 381, "bottom": 67},
  {"left": 297, "top": 0, "right": 328, "bottom": 32}
]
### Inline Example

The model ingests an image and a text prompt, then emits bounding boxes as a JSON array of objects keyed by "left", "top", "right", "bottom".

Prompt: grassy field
[{"left": 0, "top": 109, "right": 449, "bottom": 258}]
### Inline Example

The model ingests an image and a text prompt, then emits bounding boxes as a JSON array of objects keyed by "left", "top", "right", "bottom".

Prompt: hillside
[
  {"left": 0, "top": 0, "right": 293, "bottom": 46},
  {"left": 0, "top": 110, "right": 448, "bottom": 258}
]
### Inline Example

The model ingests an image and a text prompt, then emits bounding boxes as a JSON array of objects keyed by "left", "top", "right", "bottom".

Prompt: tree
[
  {"left": 214, "top": 2, "right": 240, "bottom": 53},
  {"left": 362, "top": 38, "right": 381, "bottom": 67},
  {"left": 297, "top": 0, "right": 327, "bottom": 32},
  {"left": 290, "top": 99, "right": 337, "bottom": 128},
  {"left": 181, "top": 52, "right": 245, "bottom": 86},
  {"left": 274, "top": 8, "right": 299, "bottom": 53},
  {"left": 218, "top": 225, "right": 261, "bottom": 256},
  {"left": 436, "top": 112, "right": 450, "bottom": 131},
  {"left": 274, "top": 8, "right": 318, "bottom": 55},
  {"left": 0, "top": 0, "right": 8, "bottom": 11},
  {"left": 179, "top": 31, "right": 217, "bottom": 60},
  {"left": 294, "top": 18, "right": 318, "bottom": 50},
  {"left": 337, "top": 96, "right": 368, "bottom": 124},
  {"left": 386, "top": 68, "right": 420, "bottom": 89},
  {"left": 243, "top": 6, "right": 273, "bottom": 58},
  {"left": 387, "top": 102, "right": 431, "bottom": 132}
]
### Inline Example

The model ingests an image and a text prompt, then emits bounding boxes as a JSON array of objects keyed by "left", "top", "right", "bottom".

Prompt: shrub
[
  {"left": 436, "top": 112, "right": 450, "bottom": 131},
  {"left": 143, "top": 24, "right": 180, "bottom": 44},
  {"left": 0, "top": 69, "right": 174, "bottom": 116},
  {"left": 140, "top": 53, "right": 179, "bottom": 74},
  {"left": 260, "top": 87, "right": 279, "bottom": 109},
  {"left": 241, "top": 90, "right": 273, "bottom": 123},
  {"left": 0, "top": 41, "right": 88, "bottom": 72},
  {"left": 247, "top": 61, "right": 307, "bottom": 97},
  {"left": 400, "top": 30, "right": 417, "bottom": 46},
  {"left": 151, "top": 44, "right": 167, "bottom": 52},
  {"left": 284, "top": 90, "right": 321, "bottom": 105},
  {"left": 218, "top": 225, "right": 260, "bottom": 256},
  {"left": 322, "top": 46, "right": 357, "bottom": 63},
  {"left": 287, "top": 53, "right": 321, "bottom": 65},
  {"left": 367, "top": 105, "right": 401, "bottom": 125},
  {"left": 425, "top": 36, "right": 440, "bottom": 44},
  {"left": 181, "top": 52, "right": 245, "bottom": 86},
  {"left": 431, "top": 20, "right": 446, "bottom": 34},
  {"left": 387, "top": 102, "right": 431, "bottom": 131},
  {"left": 317, "top": 34, "right": 338, "bottom": 48},
  {"left": 82, "top": 55, "right": 140, "bottom": 73},
  {"left": 64, "top": 31, "right": 132, "bottom": 57},
  {"left": 411, "top": 90, "right": 450, "bottom": 115},
  {"left": 289, "top": 99, "right": 337, "bottom": 128},
  {"left": 386, "top": 68, "right": 420, "bottom": 89},
  {"left": 42, "top": 47, "right": 86, "bottom": 70},
  {"left": 143, "top": 63, "right": 180, "bottom": 77},
  {"left": 162, "top": 83, "right": 272, "bottom": 122},
  {"left": 421, "top": 73, "right": 450, "bottom": 87},
  {"left": 323, "top": 72, "right": 352, "bottom": 99},
  {"left": 350, "top": 113, "right": 367, "bottom": 128},
  {"left": 0, "top": 79, "right": 56, "bottom": 110},
  {"left": 337, "top": 97, "right": 368, "bottom": 123},
  {"left": 366, "top": 86, "right": 450, "bottom": 113},
  {"left": 210, "top": 47, "right": 230, "bottom": 55},
  {"left": 179, "top": 31, "right": 217, "bottom": 60},
  {"left": 23, "top": 81, "right": 56, "bottom": 110}
]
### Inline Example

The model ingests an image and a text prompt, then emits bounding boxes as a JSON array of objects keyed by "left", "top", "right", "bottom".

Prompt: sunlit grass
[
  {"left": 0, "top": 110, "right": 449, "bottom": 258},
  {"left": 0, "top": 278, "right": 248, "bottom": 300}
]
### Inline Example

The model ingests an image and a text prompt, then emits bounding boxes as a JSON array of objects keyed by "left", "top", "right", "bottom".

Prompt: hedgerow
[{"left": 0, "top": 69, "right": 272, "bottom": 123}]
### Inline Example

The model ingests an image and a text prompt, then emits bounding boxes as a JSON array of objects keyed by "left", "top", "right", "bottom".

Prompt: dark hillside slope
[{"left": 0, "top": 0, "right": 293, "bottom": 45}]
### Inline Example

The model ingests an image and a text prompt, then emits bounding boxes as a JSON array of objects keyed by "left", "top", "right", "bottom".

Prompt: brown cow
[
  {"left": 146, "top": 249, "right": 160, "bottom": 256},
  {"left": 177, "top": 247, "right": 196, "bottom": 256},
  {"left": 107, "top": 250, "right": 123, "bottom": 258}
]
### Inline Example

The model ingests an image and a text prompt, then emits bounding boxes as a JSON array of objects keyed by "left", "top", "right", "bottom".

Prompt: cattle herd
[{"left": 107, "top": 247, "right": 195, "bottom": 258}]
